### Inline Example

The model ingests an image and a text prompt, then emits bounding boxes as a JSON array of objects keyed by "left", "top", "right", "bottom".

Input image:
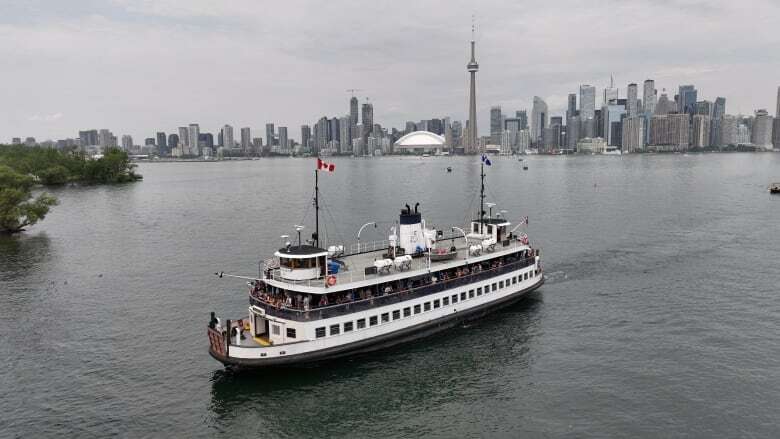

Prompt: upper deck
[{"left": 263, "top": 234, "right": 532, "bottom": 294}]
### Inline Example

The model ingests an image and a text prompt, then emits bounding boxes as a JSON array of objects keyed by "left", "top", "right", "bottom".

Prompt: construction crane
[{"left": 346, "top": 88, "right": 363, "bottom": 96}]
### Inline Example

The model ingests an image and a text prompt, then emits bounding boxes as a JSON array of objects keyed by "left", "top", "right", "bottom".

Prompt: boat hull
[{"left": 209, "top": 277, "right": 544, "bottom": 369}]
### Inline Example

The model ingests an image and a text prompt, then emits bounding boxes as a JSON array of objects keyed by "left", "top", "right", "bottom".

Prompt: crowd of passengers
[{"left": 250, "top": 249, "right": 537, "bottom": 311}]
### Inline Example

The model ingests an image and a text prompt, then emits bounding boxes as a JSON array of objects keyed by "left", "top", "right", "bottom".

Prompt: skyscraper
[
  {"left": 361, "top": 102, "right": 373, "bottom": 154},
  {"left": 627, "top": 83, "right": 639, "bottom": 117},
  {"left": 776, "top": 86, "right": 780, "bottom": 117},
  {"left": 622, "top": 116, "right": 645, "bottom": 152},
  {"left": 350, "top": 97, "right": 359, "bottom": 126},
  {"left": 603, "top": 76, "right": 618, "bottom": 105},
  {"left": 121, "top": 135, "right": 133, "bottom": 151},
  {"left": 178, "top": 127, "right": 189, "bottom": 150},
  {"left": 579, "top": 85, "right": 596, "bottom": 119},
  {"left": 678, "top": 85, "right": 697, "bottom": 115},
  {"left": 531, "top": 96, "right": 548, "bottom": 142},
  {"left": 516, "top": 111, "right": 528, "bottom": 130},
  {"left": 772, "top": 118, "right": 780, "bottom": 150},
  {"left": 490, "top": 106, "right": 502, "bottom": 144},
  {"left": 692, "top": 115, "right": 711, "bottom": 148},
  {"left": 156, "top": 132, "right": 167, "bottom": 152},
  {"left": 265, "top": 124, "right": 275, "bottom": 149},
  {"left": 339, "top": 116, "right": 351, "bottom": 154},
  {"left": 643, "top": 80, "right": 656, "bottom": 115},
  {"left": 301, "top": 125, "right": 311, "bottom": 152},
  {"left": 713, "top": 97, "right": 726, "bottom": 120},
  {"left": 566, "top": 93, "right": 577, "bottom": 120},
  {"left": 278, "top": 127, "right": 288, "bottom": 153},
  {"left": 188, "top": 124, "right": 200, "bottom": 156},
  {"left": 466, "top": 28, "right": 479, "bottom": 154},
  {"left": 167, "top": 133, "right": 179, "bottom": 150},
  {"left": 752, "top": 109, "right": 773, "bottom": 148}
]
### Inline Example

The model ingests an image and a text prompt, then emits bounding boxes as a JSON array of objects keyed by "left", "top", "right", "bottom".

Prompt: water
[{"left": 2, "top": 154, "right": 780, "bottom": 438}]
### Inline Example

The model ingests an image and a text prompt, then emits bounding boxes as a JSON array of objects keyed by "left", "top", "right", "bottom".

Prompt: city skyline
[{"left": 3, "top": 0, "right": 780, "bottom": 142}]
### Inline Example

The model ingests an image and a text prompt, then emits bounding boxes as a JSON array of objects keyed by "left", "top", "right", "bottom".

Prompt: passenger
[
  {"left": 209, "top": 312, "right": 218, "bottom": 329},
  {"left": 303, "top": 295, "right": 310, "bottom": 311},
  {"left": 384, "top": 285, "right": 392, "bottom": 294}
]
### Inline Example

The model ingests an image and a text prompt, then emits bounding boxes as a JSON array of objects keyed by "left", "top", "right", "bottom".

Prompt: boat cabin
[
  {"left": 467, "top": 218, "right": 510, "bottom": 244},
  {"left": 275, "top": 245, "right": 328, "bottom": 281}
]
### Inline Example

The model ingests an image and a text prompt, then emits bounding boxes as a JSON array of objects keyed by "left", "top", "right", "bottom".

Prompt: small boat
[
  {"left": 446, "top": 166, "right": 452, "bottom": 173},
  {"left": 770, "top": 183, "right": 780, "bottom": 194},
  {"left": 523, "top": 165, "right": 528, "bottom": 170}
]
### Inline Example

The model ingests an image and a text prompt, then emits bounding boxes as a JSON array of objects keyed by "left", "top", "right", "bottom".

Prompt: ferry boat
[{"left": 207, "top": 160, "right": 544, "bottom": 369}]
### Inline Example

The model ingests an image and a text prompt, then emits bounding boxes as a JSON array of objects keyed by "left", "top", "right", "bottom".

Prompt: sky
[{"left": 2, "top": 0, "right": 779, "bottom": 143}]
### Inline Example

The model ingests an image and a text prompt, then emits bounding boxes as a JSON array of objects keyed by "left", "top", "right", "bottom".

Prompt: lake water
[{"left": 2, "top": 154, "right": 780, "bottom": 438}]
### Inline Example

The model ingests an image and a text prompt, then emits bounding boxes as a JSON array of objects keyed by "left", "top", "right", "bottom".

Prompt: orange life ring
[{"left": 326, "top": 275, "right": 337, "bottom": 286}]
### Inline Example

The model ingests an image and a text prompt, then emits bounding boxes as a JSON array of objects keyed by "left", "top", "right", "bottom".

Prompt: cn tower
[{"left": 466, "top": 22, "right": 479, "bottom": 154}]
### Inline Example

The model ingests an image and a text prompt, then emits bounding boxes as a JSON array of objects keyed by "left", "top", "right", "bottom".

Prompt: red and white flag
[{"left": 317, "top": 158, "right": 335, "bottom": 172}]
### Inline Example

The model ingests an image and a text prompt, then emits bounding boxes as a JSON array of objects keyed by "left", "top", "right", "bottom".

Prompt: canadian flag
[{"left": 317, "top": 158, "right": 335, "bottom": 172}]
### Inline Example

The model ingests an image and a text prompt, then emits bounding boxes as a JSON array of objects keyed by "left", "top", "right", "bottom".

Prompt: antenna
[
  {"left": 471, "top": 14, "right": 475, "bottom": 40},
  {"left": 294, "top": 225, "right": 304, "bottom": 246}
]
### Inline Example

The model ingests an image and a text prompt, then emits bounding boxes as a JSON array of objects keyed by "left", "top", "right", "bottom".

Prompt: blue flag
[{"left": 481, "top": 154, "right": 492, "bottom": 166}]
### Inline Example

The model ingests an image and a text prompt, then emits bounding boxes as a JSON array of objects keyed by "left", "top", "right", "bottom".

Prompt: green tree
[{"left": 0, "top": 165, "right": 58, "bottom": 234}]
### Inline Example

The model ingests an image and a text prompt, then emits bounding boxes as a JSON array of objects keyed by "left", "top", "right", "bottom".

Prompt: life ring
[{"left": 326, "top": 275, "right": 337, "bottom": 286}]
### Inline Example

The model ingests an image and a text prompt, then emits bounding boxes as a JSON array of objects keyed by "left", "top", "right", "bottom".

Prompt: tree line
[{"left": 0, "top": 145, "right": 142, "bottom": 234}]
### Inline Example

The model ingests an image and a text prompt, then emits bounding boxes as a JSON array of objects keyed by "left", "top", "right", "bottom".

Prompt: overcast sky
[{"left": 3, "top": 0, "right": 779, "bottom": 142}]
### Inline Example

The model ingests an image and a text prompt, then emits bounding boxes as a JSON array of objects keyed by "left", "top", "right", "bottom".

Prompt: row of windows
[{"left": 314, "top": 268, "right": 538, "bottom": 339}]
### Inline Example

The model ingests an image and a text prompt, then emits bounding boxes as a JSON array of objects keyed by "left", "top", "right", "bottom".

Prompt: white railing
[{"left": 348, "top": 239, "right": 391, "bottom": 256}]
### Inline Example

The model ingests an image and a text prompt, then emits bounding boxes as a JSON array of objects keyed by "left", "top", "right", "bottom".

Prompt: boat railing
[
  {"left": 263, "top": 237, "right": 533, "bottom": 288},
  {"left": 348, "top": 239, "right": 391, "bottom": 256},
  {"left": 250, "top": 254, "right": 539, "bottom": 322}
]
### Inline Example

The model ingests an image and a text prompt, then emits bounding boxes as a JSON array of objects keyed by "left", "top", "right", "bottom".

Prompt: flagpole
[
  {"left": 314, "top": 168, "right": 319, "bottom": 248},
  {"left": 480, "top": 158, "right": 485, "bottom": 235}
]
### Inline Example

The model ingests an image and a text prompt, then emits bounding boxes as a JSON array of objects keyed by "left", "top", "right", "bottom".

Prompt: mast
[
  {"left": 480, "top": 160, "right": 485, "bottom": 234},
  {"left": 314, "top": 169, "right": 319, "bottom": 248}
]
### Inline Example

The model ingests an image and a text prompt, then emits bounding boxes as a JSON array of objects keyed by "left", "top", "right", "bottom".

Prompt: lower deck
[{"left": 209, "top": 259, "right": 543, "bottom": 366}]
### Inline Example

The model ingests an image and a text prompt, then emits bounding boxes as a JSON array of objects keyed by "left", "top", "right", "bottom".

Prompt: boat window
[
  {"left": 344, "top": 321, "right": 354, "bottom": 332},
  {"left": 487, "top": 225, "right": 493, "bottom": 234},
  {"left": 357, "top": 318, "right": 366, "bottom": 329},
  {"left": 452, "top": 294, "right": 458, "bottom": 303},
  {"left": 392, "top": 310, "right": 400, "bottom": 320},
  {"left": 316, "top": 327, "right": 326, "bottom": 338},
  {"left": 424, "top": 302, "right": 431, "bottom": 311},
  {"left": 381, "top": 313, "right": 390, "bottom": 323},
  {"left": 272, "top": 325, "right": 280, "bottom": 335},
  {"left": 433, "top": 299, "right": 440, "bottom": 309},
  {"left": 471, "top": 289, "right": 476, "bottom": 298},
  {"left": 460, "top": 292, "right": 466, "bottom": 301},
  {"left": 286, "top": 328, "right": 296, "bottom": 338},
  {"left": 443, "top": 297, "right": 449, "bottom": 306},
  {"left": 414, "top": 304, "right": 421, "bottom": 314},
  {"left": 524, "top": 272, "right": 528, "bottom": 280},
  {"left": 492, "top": 283, "right": 497, "bottom": 292},
  {"left": 330, "top": 324, "right": 340, "bottom": 335},
  {"left": 499, "top": 281, "right": 504, "bottom": 289},
  {"left": 403, "top": 307, "right": 411, "bottom": 317},
  {"left": 472, "top": 223, "right": 479, "bottom": 233},
  {"left": 513, "top": 277, "right": 517, "bottom": 284},
  {"left": 370, "top": 316, "right": 378, "bottom": 326}
]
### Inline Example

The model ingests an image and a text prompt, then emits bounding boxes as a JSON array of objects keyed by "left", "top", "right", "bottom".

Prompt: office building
[
  {"left": 156, "top": 132, "right": 167, "bottom": 151},
  {"left": 490, "top": 106, "right": 503, "bottom": 144},
  {"left": 240, "top": 126, "right": 251, "bottom": 151},
  {"left": 531, "top": 96, "right": 548, "bottom": 142},
  {"left": 752, "top": 110, "right": 773, "bottom": 148},
  {"left": 622, "top": 116, "right": 645, "bottom": 152},
  {"left": 515, "top": 111, "right": 528, "bottom": 130},
  {"left": 278, "top": 127, "right": 288, "bottom": 153},
  {"left": 627, "top": 83, "right": 639, "bottom": 117},
  {"left": 643, "top": 80, "right": 656, "bottom": 115},
  {"left": 692, "top": 115, "right": 711, "bottom": 148},
  {"left": 265, "top": 124, "right": 275, "bottom": 149},
  {"left": 301, "top": 125, "right": 311, "bottom": 152},
  {"left": 339, "top": 117, "right": 351, "bottom": 154},
  {"left": 566, "top": 93, "right": 577, "bottom": 120},
  {"left": 167, "top": 133, "right": 179, "bottom": 150},
  {"left": 580, "top": 85, "right": 596, "bottom": 119},
  {"left": 604, "top": 76, "right": 618, "bottom": 104},
  {"left": 121, "top": 135, "right": 133, "bottom": 151},
  {"left": 678, "top": 85, "right": 697, "bottom": 115},
  {"left": 178, "top": 127, "right": 189, "bottom": 150},
  {"left": 772, "top": 118, "right": 780, "bottom": 149},
  {"left": 350, "top": 96, "right": 359, "bottom": 126},
  {"left": 188, "top": 124, "right": 200, "bottom": 156}
]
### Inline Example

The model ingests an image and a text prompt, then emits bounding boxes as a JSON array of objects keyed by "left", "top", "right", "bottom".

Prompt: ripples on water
[{"left": 2, "top": 154, "right": 780, "bottom": 438}]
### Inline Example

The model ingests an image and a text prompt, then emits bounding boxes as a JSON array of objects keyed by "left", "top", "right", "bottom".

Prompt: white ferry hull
[{"left": 209, "top": 276, "right": 543, "bottom": 369}]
